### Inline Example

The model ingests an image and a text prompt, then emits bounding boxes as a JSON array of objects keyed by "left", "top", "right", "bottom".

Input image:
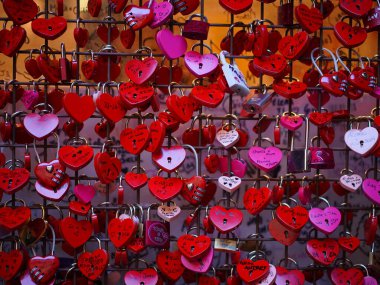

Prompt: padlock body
[
  {"left": 363, "top": 7, "right": 380, "bottom": 32},
  {"left": 59, "top": 58, "right": 71, "bottom": 82},
  {"left": 309, "top": 147, "right": 335, "bottom": 169},
  {"left": 243, "top": 91, "right": 273, "bottom": 115},
  {"left": 278, "top": 2, "right": 294, "bottom": 26},
  {"left": 221, "top": 63, "right": 250, "bottom": 96},
  {"left": 214, "top": 238, "right": 238, "bottom": 252},
  {"left": 144, "top": 220, "right": 170, "bottom": 249},
  {"left": 287, "top": 149, "right": 310, "bottom": 173},
  {"left": 183, "top": 20, "right": 210, "bottom": 40}
]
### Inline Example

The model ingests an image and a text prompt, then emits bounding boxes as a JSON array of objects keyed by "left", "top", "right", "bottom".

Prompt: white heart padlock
[
  {"left": 339, "top": 174, "right": 362, "bottom": 192},
  {"left": 157, "top": 203, "right": 181, "bottom": 222},
  {"left": 216, "top": 129, "right": 240, "bottom": 149},
  {"left": 344, "top": 125, "right": 379, "bottom": 156},
  {"left": 218, "top": 175, "right": 241, "bottom": 193}
]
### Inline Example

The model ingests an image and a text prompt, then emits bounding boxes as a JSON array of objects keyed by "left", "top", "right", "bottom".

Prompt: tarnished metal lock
[
  {"left": 59, "top": 43, "right": 71, "bottom": 82},
  {"left": 183, "top": 14, "right": 210, "bottom": 40},
  {"left": 287, "top": 116, "right": 311, "bottom": 173},
  {"left": 220, "top": 50, "right": 250, "bottom": 96},
  {"left": 214, "top": 233, "right": 238, "bottom": 252},
  {"left": 144, "top": 204, "right": 170, "bottom": 249},
  {"left": 242, "top": 85, "right": 273, "bottom": 115},
  {"left": 278, "top": 0, "right": 293, "bottom": 26},
  {"left": 363, "top": 3, "right": 380, "bottom": 32},
  {"left": 309, "top": 136, "right": 335, "bottom": 169}
]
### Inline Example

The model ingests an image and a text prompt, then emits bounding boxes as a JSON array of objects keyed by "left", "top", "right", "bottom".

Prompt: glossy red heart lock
[
  {"left": 94, "top": 151, "right": 121, "bottom": 184},
  {"left": 220, "top": 29, "right": 247, "bottom": 56},
  {"left": 166, "top": 92, "right": 194, "bottom": 124},
  {"left": 295, "top": 4, "right": 323, "bottom": 33},
  {"left": 205, "top": 153, "right": 220, "bottom": 173},
  {"left": 34, "top": 158, "right": 66, "bottom": 189},
  {"left": 63, "top": 91, "right": 96, "bottom": 123},
  {"left": 309, "top": 111, "right": 333, "bottom": 127},
  {"left": 338, "top": 233, "right": 360, "bottom": 253},
  {"left": 0, "top": 25, "right": 26, "bottom": 57},
  {"left": 0, "top": 201, "right": 31, "bottom": 231},
  {"left": 181, "top": 175, "right": 210, "bottom": 206},
  {"left": 178, "top": 233, "right": 211, "bottom": 259},
  {"left": 63, "top": 119, "right": 84, "bottom": 139},
  {"left": 306, "top": 238, "right": 339, "bottom": 265},
  {"left": 334, "top": 17, "right": 367, "bottom": 48},
  {"left": 59, "top": 144, "right": 93, "bottom": 171},
  {"left": 320, "top": 125, "right": 335, "bottom": 145},
  {"left": 123, "top": 5, "right": 154, "bottom": 30},
  {"left": 125, "top": 54, "right": 158, "bottom": 85},
  {"left": 330, "top": 268, "right": 364, "bottom": 285},
  {"left": 92, "top": 55, "right": 121, "bottom": 82},
  {"left": 28, "top": 255, "right": 59, "bottom": 284},
  {"left": 275, "top": 204, "right": 309, "bottom": 232},
  {"left": 78, "top": 241, "right": 108, "bottom": 281},
  {"left": 339, "top": 0, "right": 372, "bottom": 18},
  {"left": 0, "top": 240, "right": 24, "bottom": 281},
  {"left": 96, "top": 92, "right": 126, "bottom": 123},
  {"left": 348, "top": 66, "right": 376, "bottom": 93},
  {"left": 68, "top": 200, "right": 91, "bottom": 216},
  {"left": 32, "top": 15, "right": 67, "bottom": 40},
  {"left": 119, "top": 82, "right": 155, "bottom": 109},
  {"left": 125, "top": 168, "right": 148, "bottom": 190},
  {"left": 155, "top": 64, "right": 183, "bottom": 94},
  {"left": 156, "top": 250, "right": 184, "bottom": 282},
  {"left": 209, "top": 203, "right": 243, "bottom": 233},
  {"left": 158, "top": 111, "right": 180, "bottom": 132},
  {"left": 273, "top": 78, "right": 307, "bottom": 99},
  {"left": 252, "top": 23, "right": 269, "bottom": 57},
  {"left": 108, "top": 214, "right": 138, "bottom": 248},
  {"left": 3, "top": 0, "right": 38, "bottom": 25},
  {"left": 94, "top": 118, "right": 115, "bottom": 139},
  {"left": 60, "top": 217, "right": 92, "bottom": 249},
  {"left": 243, "top": 186, "right": 272, "bottom": 215},
  {"left": 251, "top": 54, "right": 288, "bottom": 78},
  {"left": 219, "top": 0, "right": 253, "bottom": 14},
  {"left": 364, "top": 214, "right": 377, "bottom": 245},
  {"left": 278, "top": 31, "right": 309, "bottom": 60},
  {"left": 237, "top": 259, "right": 270, "bottom": 284},
  {"left": 190, "top": 83, "right": 225, "bottom": 108},
  {"left": 269, "top": 218, "right": 300, "bottom": 246},
  {"left": 0, "top": 167, "right": 30, "bottom": 195},
  {"left": 120, "top": 124, "right": 151, "bottom": 155}
]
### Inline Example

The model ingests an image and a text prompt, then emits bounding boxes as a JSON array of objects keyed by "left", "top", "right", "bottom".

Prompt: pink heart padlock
[
  {"left": 184, "top": 51, "right": 219, "bottom": 78},
  {"left": 280, "top": 114, "right": 303, "bottom": 131},
  {"left": 24, "top": 113, "right": 59, "bottom": 140},
  {"left": 362, "top": 178, "right": 380, "bottom": 205},
  {"left": 219, "top": 156, "right": 247, "bottom": 178},
  {"left": 156, "top": 29, "right": 188, "bottom": 60},
  {"left": 124, "top": 268, "right": 158, "bottom": 285},
  {"left": 143, "top": 0, "right": 174, "bottom": 28},
  {"left": 181, "top": 247, "right": 213, "bottom": 273},
  {"left": 21, "top": 90, "right": 39, "bottom": 110},
  {"left": 73, "top": 184, "right": 96, "bottom": 204},
  {"left": 35, "top": 176, "right": 70, "bottom": 202},
  {"left": 309, "top": 206, "right": 342, "bottom": 234},
  {"left": 152, "top": 146, "right": 186, "bottom": 173},
  {"left": 248, "top": 146, "right": 282, "bottom": 172}
]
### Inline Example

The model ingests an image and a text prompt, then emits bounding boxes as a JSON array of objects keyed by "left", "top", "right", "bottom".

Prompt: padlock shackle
[
  {"left": 336, "top": 46, "right": 364, "bottom": 72},
  {"left": 168, "top": 82, "right": 185, "bottom": 96},
  {"left": 311, "top": 47, "right": 339, "bottom": 75},
  {"left": 364, "top": 167, "right": 380, "bottom": 178},
  {"left": 82, "top": 236, "right": 102, "bottom": 253},
  {"left": 183, "top": 144, "right": 199, "bottom": 175},
  {"left": 247, "top": 249, "right": 267, "bottom": 261},
  {"left": 45, "top": 203, "right": 64, "bottom": 220},
  {"left": 33, "top": 132, "right": 60, "bottom": 163},
  {"left": 334, "top": 257, "right": 353, "bottom": 268},
  {"left": 4, "top": 159, "right": 24, "bottom": 170},
  {"left": 0, "top": 235, "right": 20, "bottom": 252},
  {"left": 353, "top": 264, "right": 370, "bottom": 276},
  {"left": 252, "top": 137, "right": 274, "bottom": 147},
  {"left": 128, "top": 258, "right": 150, "bottom": 269},
  {"left": 69, "top": 80, "right": 85, "bottom": 93},
  {"left": 278, "top": 257, "right": 299, "bottom": 269}
]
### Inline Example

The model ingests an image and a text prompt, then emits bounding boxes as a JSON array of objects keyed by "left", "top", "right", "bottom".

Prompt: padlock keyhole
[
  {"left": 167, "top": 157, "right": 172, "bottom": 163},
  {"left": 140, "top": 282, "right": 145, "bottom": 285},
  {"left": 223, "top": 218, "right": 228, "bottom": 224},
  {"left": 324, "top": 219, "right": 329, "bottom": 225},
  {"left": 133, "top": 139, "right": 137, "bottom": 148},
  {"left": 360, "top": 140, "right": 364, "bottom": 146},
  {"left": 286, "top": 281, "right": 290, "bottom": 285},
  {"left": 292, "top": 217, "right": 296, "bottom": 224},
  {"left": 138, "top": 70, "right": 143, "bottom": 77},
  {"left": 133, "top": 93, "right": 137, "bottom": 98},
  {"left": 190, "top": 245, "right": 195, "bottom": 252},
  {"left": 322, "top": 250, "right": 327, "bottom": 258},
  {"left": 284, "top": 230, "right": 288, "bottom": 238},
  {"left": 48, "top": 26, "right": 53, "bottom": 31},
  {"left": 199, "top": 63, "right": 203, "bottom": 69}
]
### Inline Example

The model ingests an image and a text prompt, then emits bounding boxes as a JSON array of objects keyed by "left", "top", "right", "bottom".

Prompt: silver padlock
[
  {"left": 220, "top": 50, "right": 250, "bottom": 96},
  {"left": 243, "top": 85, "right": 274, "bottom": 115},
  {"left": 214, "top": 232, "right": 239, "bottom": 252}
]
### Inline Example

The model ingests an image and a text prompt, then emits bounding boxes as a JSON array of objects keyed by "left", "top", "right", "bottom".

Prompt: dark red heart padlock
[
  {"left": 158, "top": 111, "right": 180, "bottom": 132},
  {"left": 60, "top": 217, "right": 92, "bottom": 249},
  {"left": 0, "top": 167, "right": 30, "bottom": 195},
  {"left": 96, "top": 92, "right": 126, "bottom": 123},
  {"left": 220, "top": 29, "right": 247, "bottom": 55},
  {"left": 0, "top": 239, "right": 24, "bottom": 281},
  {"left": 94, "top": 118, "right": 115, "bottom": 139},
  {"left": 78, "top": 239, "right": 108, "bottom": 281},
  {"left": 119, "top": 81, "right": 155, "bottom": 109},
  {"left": 339, "top": 0, "right": 372, "bottom": 18},
  {"left": 59, "top": 144, "right": 94, "bottom": 171},
  {"left": 156, "top": 250, "right": 184, "bottom": 282},
  {"left": 251, "top": 54, "right": 288, "bottom": 77},
  {"left": 219, "top": 0, "right": 253, "bottom": 14},
  {"left": 364, "top": 213, "right": 378, "bottom": 245},
  {"left": 190, "top": 84, "right": 225, "bottom": 108},
  {"left": 74, "top": 21, "right": 89, "bottom": 48},
  {"left": 334, "top": 17, "right": 367, "bottom": 48},
  {"left": 120, "top": 124, "right": 151, "bottom": 155},
  {"left": 37, "top": 47, "right": 61, "bottom": 84},
  {"left": 120, "top": 25, "right": 136, "bottom": 49},
  {"left": 3, "top": 0, "right": 38, "bottom": 25},
  {"left": 330, "top": 268, "right": 364, "bottom": 285},
  {"left": 252, "top": 23, "right": 269, "bottom": 57},
  {"left": 295, "top": 4, "right": 323, "bottom": 33},
  {"left": 62, "top": 119, "right": 84, "bottom": 139},
  {"left": 155, "top": 64, "right": 183, "bottom": 94},
  {"left": 314, "top": 0, "right": 334, "bottom": 18},
  {"left": 166, "top": 93, "right": 194, "bottom": 124},
  {"left": 94, "top": 151, "right": 121, "bottom": 184},
  {"left": 181, "top": 175, "right": 209, "bottom": 206},
  {"left": 0, "top": 201, "right": 31, "bottom": 232},
  {"left": 306, "top": 238, "right": 339, "bottom": 265},
  {"left": 32, "top": 15, "right": 67, "bottom": 40},
  {"left": 278, "top": 31, "right": 310, "bottom": 60},
  {"left": 273, "top": 79, "right": 307, "bottom": 99},
  {"left": 108, "top": 214, "right": 138, "bottom": 248},
  {"left": 178, "top": 233, "right": 211, "bottom": 259},
  {"left": 338, "top": 233, "right": 360, "bottom": 253},
  {"left": 320, "top": 125, "right": 335, "bottom": 145},
  {"left": 275, "top": 204, "right": 309, "bottom": 231},
  {"left": 243, "top": 186, "right": 272, "bottom": 215},
  {"left": 0, "top": 26, "right": 26, "bottom": 57},
  {"left": 269, "top": 218, "right": 300, "bottom": 246},
  {"left": 88, "top": 0, "right": 102, "bottom": 16},
  {"left": 97, "top": 22, "right": 119, "bottom": 43},
  {"left": 63, "top": 91, "right": 96, "bottom": 123}
]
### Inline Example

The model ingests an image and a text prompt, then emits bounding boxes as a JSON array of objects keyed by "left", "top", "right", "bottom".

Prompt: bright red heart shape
[
  {"left": 275, "top": 205, "right": 309, "bottom": 231},
  {"left": 148, "top": 176, "right": 183, "bottom": 202},
  {"left": 108, "top": 217, "right": 138, "bottom": 248},
  {"left": 0, "top": 206, "right": 31, "bottom": 231},
  {"left": 60, "top": 217, "right": 92, "bottom": 249},
  {"left": 306, "top": 238, "right": 339, "bottom": 265},
  {"left": 120, "top": 124, "right": 151, "bottom": 155},
  {"left": 177, "top": 234, "right": 211, "bottom": 259},
  {"left": 28, "top": 255, "right": 59, "bottom": 284},
  {"left": 63, "top": 92, "right": 96, "bottom": 123},
  {"left": 96, "top": 93, "right": 126, "bottom": 123},
  {"left": 166, "top": 94, "right": 194, "bottom": 123},
  {"left": 0, "top": 168, "right": 30, "bottom": 195},
  {"left": 119, "top": 82, "right": 154, "bottom": 108},
  {"left": 0, "top": 26, "right": 26, "bottom": 57},
  {"left": 156, "top": 250, "right": 184, "bottom": 281},
  {"left": 3, "top": 0, "right": 38, "bottom": 25},
  {"left": 243, "top": 187, "right": 272, "bottom": 215},
  {"left": 334, "top": 21, "right": 367, "bottom": 48},
  {"left": 278, "top": 31, "right": 309, "bottom": 60},
  {"left": 58, "top": 145, "right": 94, "bottom": 171},
  {"left": 78, "top": 249, "right": 109, "bottom": 281},
  {"left": 209, "top": 205, "right": 243, "bottom": 233},
  {"left": 190, "top": 85, "right": 224, "bottom": 108},
  {"left": 32, "top": 16, "right": 67, "bottom": 40},
  {"left": 125, "top": 57, "right": 158, "bottom": 85},
  {"left": 94, "top": 152, "right": 121, "bottom": 184},
  {"left": 237, "top": 259, "right": 270, "bottom": 283},
  {"left": 295, "top": 4, "right": 323, "bottom": 33}
]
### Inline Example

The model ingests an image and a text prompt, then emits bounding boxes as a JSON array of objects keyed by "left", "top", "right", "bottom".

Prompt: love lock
[
  {"left": 210, "top": 199, "right": 243, "bottom": 234},
  {"left": 276, "top": 258, "right": 305, "bottom": 285},
  {"left": 0, "top": 237, "right": 24, "bottom": 281},
  {"left": 344, "top": 118, "right": 379, "bottom": 156},
  {"left": 243, "top": 85, "right": 274, "bottom": 115},
  {"left": 237, "top": 250, "right": 271, "bottom": 284},
  {"left": 145, "top": 204, "right": 170, "bottom": 249},
  {"left": 183, "top": 14, "right": 210, "bottom": 40},
  {"left": 309, "top": 197, "right": 342, "bottom": 235},
  {"left": 309, "top": 136, "right": 335, "bottom": 169}
]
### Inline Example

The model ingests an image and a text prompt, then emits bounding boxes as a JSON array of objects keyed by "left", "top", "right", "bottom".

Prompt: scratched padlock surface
[{"left": 0, "top": 0, "right": 379, "bottom": 284}]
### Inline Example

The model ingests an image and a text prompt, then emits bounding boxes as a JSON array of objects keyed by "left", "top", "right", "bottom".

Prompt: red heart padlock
[
  {"left": 0, "top": 26, "right": 26, "bottom": 57},
  {"left": 273, "top": 79, "right": 307, "bottom": 99},
  {"left": 63, "top": 92, "right": 96, "bottom": 123},
  {"left": 309, "top": 111, "right": 333, "bottom": 126},
  {"left": 320, "top": 125, "right": 335, "bottom": 145},
  {"left": 123, "top": 5, "right": 154, "bottom": 30},
  {"left": 148, "top": 176, "right": 183, "bottom": 202},
  {"left": 156, "top": 250, "right": 184, "bottom": 282},
  {"left": 278, "top": 31, "right": 310, "bottom": 60},
  {"left": 96, "top": 93, "right": 126, "bottom": 123},
  {"left": 152, "top": 145, "right": 186, "bottom": 173},
  {"left": 155, "top": 65, "right": 183, "bottom": 94},
  {"left": 330, "top": 268, "right": 364, "bottom": 285},
  {"left": 269, "top": 218, "right": 300, "bottom": 246},
  {"left": 119, "top": 82, "right": 155, "bottom": 109},
  {"left": 125, "top": 171, "right": 148, "bottom": 190},
  {"left": 120, "top": 26, "right": 136, "bottom": 49},
  {"left": 166, "top": 94, "right": 194, "bottom": 123},
  {"left": 181, "top": 176, "right": 209, "bottom": 206},
  {"left": 58, "top": 145, "right": 94, "bottom": 171},
  {"left": 0, "top": 245, "right": 23, "bottom": 281},
  {"left": 219, "top": 0, "right": 253, "bottom": 14},
  {"left": 74, "top": 23, "right": 89, "bottom": 48},
  {"left": 120, "top": 124, "right": 151, "bottom": 155},
  {"left": 306, "top": 238, "right": 339, "bottom": 265},
  {"left": 60, "top": 217, "right": 92, "bottom": 249},
  {"left": 251, "top": 54, "right": 288, "bottom": 77},
  {"left": 96, "top": 23, "right": 119, "bottom": 43},
  {"left": 252, "top": 24, "right": 269, "bottom": 57},
  {"left": 243, "top": 186, "right": 272, "bottom": 215},
  {"left": 295, "top": 4, "right": 323, "bottom": 33},
  {"left": 78, "top": 248, "right": 108, "bottom": 281},
  {"left": 237, "top": 259, "right": 270, "bottom": 284},
  {"left": 338, "top": 235, "right": 360, "bottom": 253},
  {"left": 190, "top": 84, "right": 224, "bottom": 108},
  {"left": 364, "top": 214, "right": 377, "bottom": 245},
  {"left": 177, "top": 234, "right": 211, "bottom": 259},
  {"left": 94, "top": 152, "right": 121, "bottom": 184},
  {"left": 209, "top": 205, "right": 243, "bottom": 233},
  {"left": 339, "top": 0, "right": 372, "bottom": 18},
  {"left": 88, "top": 0, "right": 102, "bottom": 16},
  {"left": 146, "top": 120, "right": 165, "bottom": 153},
  {"left": 204, "top": 153, "right": 220, "bottom": 173},
  {"left": 125, "top": 57, "right": 158, "bottom": 85},
  {"left": 334, "top": 19, "right": 367, "bottom": 48},
  {"left": 32, "top": 16, "right": 67, "bottom": 40},
  {"left": 275, "top": 205, "right": 309, "bottom": 231},
  {"left": 314, "top": 0, "right": 334, "bottom": 18},
  {"left": 37, "top": 52, "right": 61, "bottom": 84},
  {"left": 28, "top": 255, "right": 59, "bottom": 284},
  {"left": 3, "top": 0, "right": 38, "bottom": 25},
  {"left": 0, "top": 204, "right": 31, "bottom": 231},
  {"left": 0, "top": 168, "right": 30, "bottom": 195},
  {"left": 108, "top": 216, "right": 138, "bottom": 248},
  {"left": 158, "top": 111, "right": 180, "bottom": 132}
]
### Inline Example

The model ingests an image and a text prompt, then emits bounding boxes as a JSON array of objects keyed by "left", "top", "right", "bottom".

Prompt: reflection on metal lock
[
  {"left": 220, "top": 50, "right": 250, "bottom": 96},
  {"left": 144, "top": 204, "right": 170, "bottom": 249},
  {"left": 214, "top": 232, "right": 238, "bottom": 252},
  {"left": 278, "top": 0, "right": 293, "bottom": 26},
  {"left": 242, "top": 85, "right": 273, "bottom": 115},
  {"left": 363, "top": 0, "right": 380, "bottom": 32},
  {"left": 309, "top": 136, "right": 335, "bottom": 169},
  {"left": 183, "top": 14, "right": 210, "bottom": 40},
  {"left": 287, "top": 116, "right": 311, "bottom": 173}
]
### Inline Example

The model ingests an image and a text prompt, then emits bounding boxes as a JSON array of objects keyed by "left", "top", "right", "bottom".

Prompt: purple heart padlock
[
  {"left": 74, "top": 184, "right": 96, "bottom": 204},
  {"left": 364, "top": 276, "right": 378, "bottom": 285},
  {"left": 21, "top": 90, "right": 39, "bottom": 110},
  {"left": 144, "top": 0, "right": 174, "bottom": 28},
  {"left": 309, "top": 206, "right": 341, "bottom": 234},
  {"left": 362, "top": 178, "right": 380, "bottom": 205},
  {"left": 219, "top": 156, "right": 247, "bottom": 178},
  {"left": 24, "top": 113, "right": 59, "bottom": 140},
  {"left": 156, "top": 29, "right": 188, "bottom": 60},
  {"left": 184, "top": 51, "right": 219, "bottom": 78},
  {"left": 180, "top": 247, "right": 213, "bottom": 273}
]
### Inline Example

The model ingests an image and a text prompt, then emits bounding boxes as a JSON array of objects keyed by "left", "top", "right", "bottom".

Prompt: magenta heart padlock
[
  {"left": 156, "top": 29, "right": 188, "bottom": 60},
  {"left": 143, "top": 0, "right": 174, "bottom": 28},
  {"left": 309, "top": 198, "right": 342, "bottom": 234},
  {"left": 363, "top": 5, "right": 380, "bottom": 32},
  {"left": 21, "top": 89, "right": 39, "bottom": 110},
  {"left": 219, "top": 152, "right": 247, "bottom": 178},
  {"left": 362, "top": 178, "right": 380, "bottom": 205},
  {"left": 145, "top": 205, "right": 170, "bottom": 249},
  {"left": 181, "top": 247, "right": 213, "bottom": 273},
  {"left": 184, "top": 48, "right": 219, "bottom": 78}
]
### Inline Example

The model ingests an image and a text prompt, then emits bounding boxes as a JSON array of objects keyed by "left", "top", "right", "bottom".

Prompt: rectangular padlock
[
  {"left": 220, "top": 51, "right": 250, "bottom": 97},
  {"left": 287, "top": 116, "right": 311, "bottom": 173},
  {"left": 243, "top": 88, "right": 273, "bottom": 115},
  {"left": 144, "top": 206, "right": 170, "bottom": 249},
  {"left": 59, "top": 43, "right": 71, "bottom": 82},
  {"left": 183, "top": 15, "right": 210, "bottom": 40},
  {"left": 309, "top": 137, "right": 335, "bottom": 169},
  {"left": 214, "top": 238, "right": 238, "bottom": 252},
  {"left": 278, "top": 0, "right": 294, "bottom": 26}
]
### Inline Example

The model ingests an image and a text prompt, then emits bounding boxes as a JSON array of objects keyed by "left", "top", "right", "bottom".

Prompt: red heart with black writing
[
  {"left": 94, "top": 152, "right": 121, "bottom": 184},
  {"left": 0, "top": 168, "right": 30, "bottom": 195},
  {"left": 124, "top": 172, "right": 148, "bottom": 190},
  {"left": 295, "top": 4, "right": 323, "bottom": 33},
  {"left": 123, "top": 5, "right": 154, "bottom": 30},
  {"left": 74, "top": 27, "right": 89, "bottom": 48},
  {"left": 166, "top": 95, "right": 194, "bottom": 123},
  {"left": 155, "top": 65, "right": 183, "bottom": 94},
  {"left": 219, "top": 0, "right": 253, "bottom": 14},
  {"left": 306, "top": 238, "right": 339, "bottom": 265},
  {"left": 97, "top": 24, "right": 119, "bottom": 43},
  {"left": 275, "top": 205, "right": 309, "bottom": 231},
  {"left": 125, "top": 58, "right": 158, "bottom": 85},
  {"left": 320, "top": 71, "right": 348, "bottom": 97},
  {"left": 334, "top": 21, "right": 367, "bottom": 48},
  {"left": 34, "top": 160, "right": 66, "bottom": 189},
  {"left": 339, "top": 0, "right": 372, "bottom": 18},
  {"left": 120, "top": 124, "right": 151, "bottom": 155},
  {"left": 96, "top": 93, "right": 126, "bottom": 123},
  {"left": 330, "top": 268, "right": 364, "bottom": 285},
  {"left": 119, "top": 82, "right": 154, "bottom": 108},
  {"left": 81, "top": 59, "right": 98, "bottom": 80},
  {"left": 28, "top": 256, "right": 59, "bottom": 284},
  {"left": 58, "top": 145, "right": 94, "bottom": 171},
  {"left": 108, "top": 217, "right": 138, "bottom": 248},
  {"left": 243, "top": 187, "right": 272, "bottom": 215},
  {"left": 63, "top": 92, "right": 96, "bottom": 123},
  {"left": 338, "top": 236, "right": 360, "bottom": 253},
  {"left": 37, "top": 54, "right": 61, "bottom": 84},
  {"left": 309, "top": 112, "right": 333, "bottom": 126},
  {"left": 3, "top": 0, "right": 38, "bottom": 25},
  {"left": 276, "top": 267, "right": 305, "bottom": 285},
  {"left": 307, "top": 89, "right": 330, "bottom": 108},
  {"left": 32, "top": 16, "right": 67, "bottom": 40},
  {"left": 0, "top": 26, "right": 26, "bottom": 57},
  {"left": 278, "top": 31, "right": 309, "bottom": 60},
  {"left": 252, "top": 54, "right": 288, "bottom": 77},
  {"left": 237, "top": 259, "right": 270, "bottom": 283},
  {"left": 181, "top": 175, "right": 208, "bottom": 206},
  {"left": 78, "top": 249, "right": 108, "bottom": 281},
  {"left": 0, "top": 206, "right": 30, "bottom": 231},
  {"left": 120, "top": 28, "right": 136, "bottom": 49},
  {"left": 60, "top": 217, "right": 92, "bottom": 248},
  {"left": 146, "top": 121, "right": 165, "bottom": 153},
  {"left": 320, "top": 125, "right": 335, "bottom": 145},
  {"left": 177, "top": 234, "right": 211, "bottom": 259},
  {"left": 152, "top": 146, "right": 186, "bottom": 173},
  {"left": 273, "top": 79, "right": 307, "bottom": 99},
  {"left": 87, "top": 0, "right": 102, "bottom": 17},
  {"left": 190, "top": 85, "right": 224, "bottom": 108},
  {"left": 0, "top": 249, "right": 23, "bottom": 281},
  {"left": 156, "top": 250, "right": 184, "bottom": 282},
  {"left": 269, "top": 218, "right": 300, "bottom": 246},
  {"left": 209, "top": 206, "right": 243, "bottom": 233},
  {"left": 124, "top": 268, "right": 158, "bottom": 285},
  {"left": 148, "top": 176, "right": 183, "bottom": 202}
]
